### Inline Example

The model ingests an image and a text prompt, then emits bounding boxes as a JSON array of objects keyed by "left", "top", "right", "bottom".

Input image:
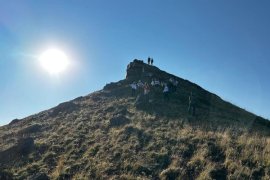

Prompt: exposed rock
[
  {"left": 104, "top": 82, "right": 120, "bottom": 90},
  {"left": 126, "top": 59, "right": 176, "bottom": 83},
  {"left": 126, "top": 59, "right": 145, "bottom": 80}
]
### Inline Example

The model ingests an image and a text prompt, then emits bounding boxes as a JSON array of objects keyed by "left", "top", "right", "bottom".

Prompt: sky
[{"left": 0, "top": 0, "right": 270, "bottom": 125}]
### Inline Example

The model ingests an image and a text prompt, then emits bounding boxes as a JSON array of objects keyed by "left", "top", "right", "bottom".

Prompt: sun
[{"left": 39, "top": 48, "right": 69, "bottom": 75}]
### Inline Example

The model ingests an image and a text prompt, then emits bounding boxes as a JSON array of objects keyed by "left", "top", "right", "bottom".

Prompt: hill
[{"left": 0, "top": 59, "right": 270, "bottom": 179}]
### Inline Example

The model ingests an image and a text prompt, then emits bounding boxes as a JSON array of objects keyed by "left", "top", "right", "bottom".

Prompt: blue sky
[{"left": 0, "top": 0, "right": 270, "bottom": 125}]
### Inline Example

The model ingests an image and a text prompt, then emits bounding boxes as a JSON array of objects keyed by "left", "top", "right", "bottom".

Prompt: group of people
[
  {"left": 129, "top": 77, "right": 196, "bottom": 116},
  {"left": 130, "top": 78, "right": 177, "bottom": 98},
  {"left": 147, "top": 57, "right": 154, "bottom": 65},
  {"left": 129, "top": 57, "right": 196, "bottom": 116}
]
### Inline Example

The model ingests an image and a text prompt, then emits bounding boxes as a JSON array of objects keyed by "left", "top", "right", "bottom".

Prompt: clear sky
[{"left": 1, "top": 0, "right": 270, "bottom": 125}]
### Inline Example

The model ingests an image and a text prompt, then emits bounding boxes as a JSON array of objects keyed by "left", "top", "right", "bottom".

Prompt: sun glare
[{"left": 39, "top": 48, "right": 69, "bottom": 75}]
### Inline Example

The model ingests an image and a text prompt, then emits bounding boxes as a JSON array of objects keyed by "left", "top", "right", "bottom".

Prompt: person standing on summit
[
  {"left": 147, "top": 57, "right": 151, "bottom": 65},
  {"left": 151, "top": 58, "right": 154, "bottom": 65}
]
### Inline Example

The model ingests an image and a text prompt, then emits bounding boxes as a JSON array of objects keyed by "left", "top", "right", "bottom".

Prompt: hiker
[
  {"left": 188, "top": 92, "right": 196, "bottom": 116},
  {"left": 151, "top": 79, "right": 155, "bottom": 86},
  {"left": 130, "top": 82, "right": 137, "bottom": 96},
  {"left": 168, "top": 78, "right": 174, "bottom": 91},
  {"left": 163, "top": 84, "right": 169, "bottom": 100},
  {"left": 137, "top": 80, "right": 144, "bottom": 88},
  {"left": 172, "top": 79, "right": 178, "bottom": 92},
  {"left": 143, "top": 82, "right": 151, "bottom": 103},
  {"left": 141, "top": 66, "right": 145, "bottom": 77},
  {"left": 144, "top": 82, "right": 150, "bottom": 95},
  {"left": 151, "top": 58, "right": 154, "bottom": 65},
  {"left": 168, "top": 81, "right": 174, "bottom": 93},
  {"left": 160, "top": 81, "right": 164, "bottom": 87},
  {"left": 147, "top": 57, "right": 151, "bottom": 65},
  {"left": 154, "top": 79, "right": 160, "bottom": 86},
  {"left": 173, "top": 79, "right": 179, "bottom": 86}
]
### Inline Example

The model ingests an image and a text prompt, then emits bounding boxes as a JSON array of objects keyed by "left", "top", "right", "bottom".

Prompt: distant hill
[{"left": 0, "top": 59, "right": 269, "bottom": 179}]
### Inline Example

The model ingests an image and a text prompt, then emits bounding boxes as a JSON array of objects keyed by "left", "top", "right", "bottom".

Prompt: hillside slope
[{"left": 0, "top": 59, "right": 269, "bottom": 179}]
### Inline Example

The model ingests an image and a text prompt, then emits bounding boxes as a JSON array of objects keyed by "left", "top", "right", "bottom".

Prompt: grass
[
  {"left": 0, "top": 93, "right": 270, "bottom": 179},
  {"left": 1, "top": 61, "right": 270, "bottom": 179}
]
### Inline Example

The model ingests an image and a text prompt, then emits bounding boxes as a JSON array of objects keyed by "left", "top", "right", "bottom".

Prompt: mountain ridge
[{"left": 0, "top": 59, "right": 269, "bottom": 179}]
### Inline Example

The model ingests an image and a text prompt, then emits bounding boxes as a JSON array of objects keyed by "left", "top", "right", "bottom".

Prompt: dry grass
[{"left": 1, "top": 66, "right": 270, "bottom": 179}]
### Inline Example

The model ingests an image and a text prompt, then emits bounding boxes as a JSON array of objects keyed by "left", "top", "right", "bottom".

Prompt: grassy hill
[{"left": 0, "top": 60, "right": 270, "bottom": 179}]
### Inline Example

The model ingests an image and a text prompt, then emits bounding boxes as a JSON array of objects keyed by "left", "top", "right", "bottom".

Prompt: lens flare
[{"left": 39, "top": 49, "right": 69, "bottom": 75}]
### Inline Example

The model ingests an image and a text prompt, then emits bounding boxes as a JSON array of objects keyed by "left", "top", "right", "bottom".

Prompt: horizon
[{"left": 1, "top": 0, "right": 270, "bottom": 125}]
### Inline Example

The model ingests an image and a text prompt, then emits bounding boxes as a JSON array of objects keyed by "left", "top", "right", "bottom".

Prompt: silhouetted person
[
  {"left": 173, "top": 80, "right": 179, "bottom": 92},
  {"left": 137, "top": 80, "right": 144, "bottom": 87},
  {"left": 169, "top": 78, "right": 178, "bottom": 92},
  {"left": 151, "top": 58, "right": 154, "bottom": 65},
  {"left": 147, "top": 57, "right": 151, "bottom": 65},
  {"left": 163, "top": 84, "right": 169, "bottom": 101},
  {"left": 143, "top": 82, "right": 150, "bottom": 103},
  {"left": 188, "top": 92, "right": 196, "bottom": 116},
  {"left": 144, "top": 82, "right": 150, "bottom": 95},
  {"left": 130, "top": 82, "right": 137, "bottom": 96}
]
